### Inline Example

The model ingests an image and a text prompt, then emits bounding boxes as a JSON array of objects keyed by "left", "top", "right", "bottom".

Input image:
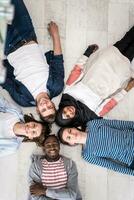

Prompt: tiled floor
[{"left": 1, "top": 0, "right": 134, "bottom": 200}]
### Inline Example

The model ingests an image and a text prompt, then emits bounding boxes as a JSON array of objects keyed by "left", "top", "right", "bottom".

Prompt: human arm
[
  {"left": 44, "top": 22, "right": 64, "bottom": 98},
  {"left": 96, "top": 78, "right": 134, "bottom": 117},
  {"left": 46, "top": 160, "right": 80, "bottom": 200},
  {"left": 66, "top": 44, "right": 99, "bottom": 86},
  {"left": 1, "top": 77, "right": 35, "bottom": 107},
  {"left": 1, "top": 59, "right": 35, "bottom": 107},
  {"left": 90, "top": 118, "right": 134, "bottom": 131},
  {"left": 48, "top": 21, "right": 62, "bottom": 56},
  {"left": 0, "top": 138, "right": 21, "bottom": 157},
  {"left": 82, "top": 152, "right": 134, "bottom": 176},
  {"left": 0, "top": 94, "right": 23, "bottom": 117}
]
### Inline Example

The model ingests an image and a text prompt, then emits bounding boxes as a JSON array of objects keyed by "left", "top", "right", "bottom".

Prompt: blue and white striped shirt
[{"left": 82, "top": 119, "right": 134, "bottom": 176}]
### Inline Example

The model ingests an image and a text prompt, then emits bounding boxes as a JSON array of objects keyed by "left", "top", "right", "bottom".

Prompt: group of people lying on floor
[{"left": 1, "top": 0, "right": 134, "bottom": 199}]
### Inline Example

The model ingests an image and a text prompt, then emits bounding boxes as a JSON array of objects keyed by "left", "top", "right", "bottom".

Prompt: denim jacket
[
  {"left": 2, "top": 51, "right": 64, "bottom": 107},
  {"left": 0, "top": 96, "right": 24, "bottom": 157}
]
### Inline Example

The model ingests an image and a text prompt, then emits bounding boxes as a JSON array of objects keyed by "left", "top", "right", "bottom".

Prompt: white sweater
[{"left": 65, "top": 46, "right": 131, "bottom": 113}]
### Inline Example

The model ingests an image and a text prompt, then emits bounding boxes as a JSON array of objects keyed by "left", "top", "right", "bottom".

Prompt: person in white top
[
  {"left": 1, "top": 0, "right": 64, "bottom": 123},
  {"left": 56, "top": 26, "right": 134, "bottom": 129}
]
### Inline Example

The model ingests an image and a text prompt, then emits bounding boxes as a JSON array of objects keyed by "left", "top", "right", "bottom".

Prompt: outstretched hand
[
  {"left": 30, "top": 182, "right": 47, "bottom": 196},
  {"left": 48, "top": 21, "right": 59, "bottom": 38}
]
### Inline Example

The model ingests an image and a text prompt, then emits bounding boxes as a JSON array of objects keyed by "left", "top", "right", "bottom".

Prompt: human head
[
  {"left": 42, "top": 135, "right": 60, "bottom": 161},
  {"left": 36, "top": 95, "right": 56, "bottom": 123},
  {"left": 23, "top": 114, "right": 51, "bottom": 146},
  {"left": 62, "top": 106, "right": 76, "bottom": 119},
  {"left": 56, "top": 106, "right": 76, "bottom": 127},
  {"left": 57, "top": 127, "right": 82, "bottom": 146}
]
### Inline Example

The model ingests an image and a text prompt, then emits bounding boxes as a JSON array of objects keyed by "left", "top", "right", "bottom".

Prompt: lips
[
  {"left": 49, "top": 150, "right": 58, "bottom": 156},
  {"left": 50, "top": 150, "right": 56, "bottom": 154}
]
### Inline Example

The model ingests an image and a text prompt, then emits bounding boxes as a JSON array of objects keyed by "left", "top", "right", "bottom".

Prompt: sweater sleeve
[
  {"left": 29, "top": 157, "right": 42, "bottom": 185},
  {"left": 82, "top": 153, "right": 134, "bottom": 176},
  {"left": 46, "top": 160, "right": 79, "bottom": 200},
  {"left": 0, "top": 95, "right": 23, "bottom": 115},
  {"left": 96, "top": 89, "right": 127, "bottom": 116},
  {"left": 0, "top": 138, "right": 20, "bottom": 157},
  {"left": 66, "top": 55, "right": 88, "bottom": 86},
  {"left": 29, "top": 157, "right": 45, "bottom": 200}
]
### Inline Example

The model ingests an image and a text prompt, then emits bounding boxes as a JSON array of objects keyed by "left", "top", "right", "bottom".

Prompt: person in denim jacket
[{"left": 1, "top": 0, "right": 64, "bottom": 123}]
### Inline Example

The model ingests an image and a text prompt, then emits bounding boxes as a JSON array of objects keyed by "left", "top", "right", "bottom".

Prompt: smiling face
[
  {"left": 62, "top": 128, "right": 81, "bottom": 145},
  {"left": 43, "top": 136, "right": 60, "bottom": 161},
  {"left": 24, "top": 122, "right": 42, "bottom": 139},
  {"left": 37, "top": 97, "right": 56, "bottom": 119},
  {"left": 62, "top": 106, "right": 76, "bottom": 119}
]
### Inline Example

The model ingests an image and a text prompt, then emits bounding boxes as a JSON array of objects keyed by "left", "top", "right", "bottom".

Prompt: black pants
[{"left": 114, "top": 26, "right": 134, "bottom": 62}]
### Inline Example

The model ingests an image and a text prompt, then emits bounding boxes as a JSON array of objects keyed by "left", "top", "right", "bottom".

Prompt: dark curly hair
[{"left": 43, "top": 134, "right": 60, "bottom": 146}]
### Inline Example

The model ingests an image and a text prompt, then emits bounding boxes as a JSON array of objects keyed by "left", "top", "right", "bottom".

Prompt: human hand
[
  {"left": 48, "top": 21, "right": 59, "bottom": 38},
  {"left": 30, "top": 182, "right": 47, "bottom": 196}
]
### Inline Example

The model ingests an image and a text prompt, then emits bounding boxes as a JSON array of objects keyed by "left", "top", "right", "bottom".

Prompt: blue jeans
[{"left": 4, "top": 0, "right": 37, "bottom": 55}]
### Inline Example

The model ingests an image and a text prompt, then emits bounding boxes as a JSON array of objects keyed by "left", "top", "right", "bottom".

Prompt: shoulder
[
  {"left": 31, "top": 154, "right": 45, "bottom": 166},
  {"left": 61, "top": 155, "right": 76, "bottom": 170}
]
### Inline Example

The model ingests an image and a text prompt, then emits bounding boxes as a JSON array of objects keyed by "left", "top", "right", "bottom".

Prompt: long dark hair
[{"left": 22, "top": 114, "right": 51, "bottom": 146}]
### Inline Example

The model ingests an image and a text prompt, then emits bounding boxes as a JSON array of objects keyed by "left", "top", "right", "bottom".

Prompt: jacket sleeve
[
  {"left": 29, "top": 156, "right": 42, "bottom": 185},
  {"left": 1, "top": 60, "right": 35, "bottom": 107},
  {"left": 45, "top": 51, "right": 64, "bottom": 98},
  {"left": 1, "top": 78, "right": 35, "bottom": 107},
  {"left": 29, "top": 157, "right": 45, "bottom": 200},
  {"left": 0, "top": 95, "right": 23, "bottom": 115},
  {"left": 96, "top": 89, "right": 127, "bottom": 116},
  {"left": 0, "top": 138, "right": 21, "bottom": 157},
  {"left": 46, "top": 160, "right": 79, "bottom": 200},
  {"left": 82, "top": 153, "right": 134, "bottom": 176}
]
